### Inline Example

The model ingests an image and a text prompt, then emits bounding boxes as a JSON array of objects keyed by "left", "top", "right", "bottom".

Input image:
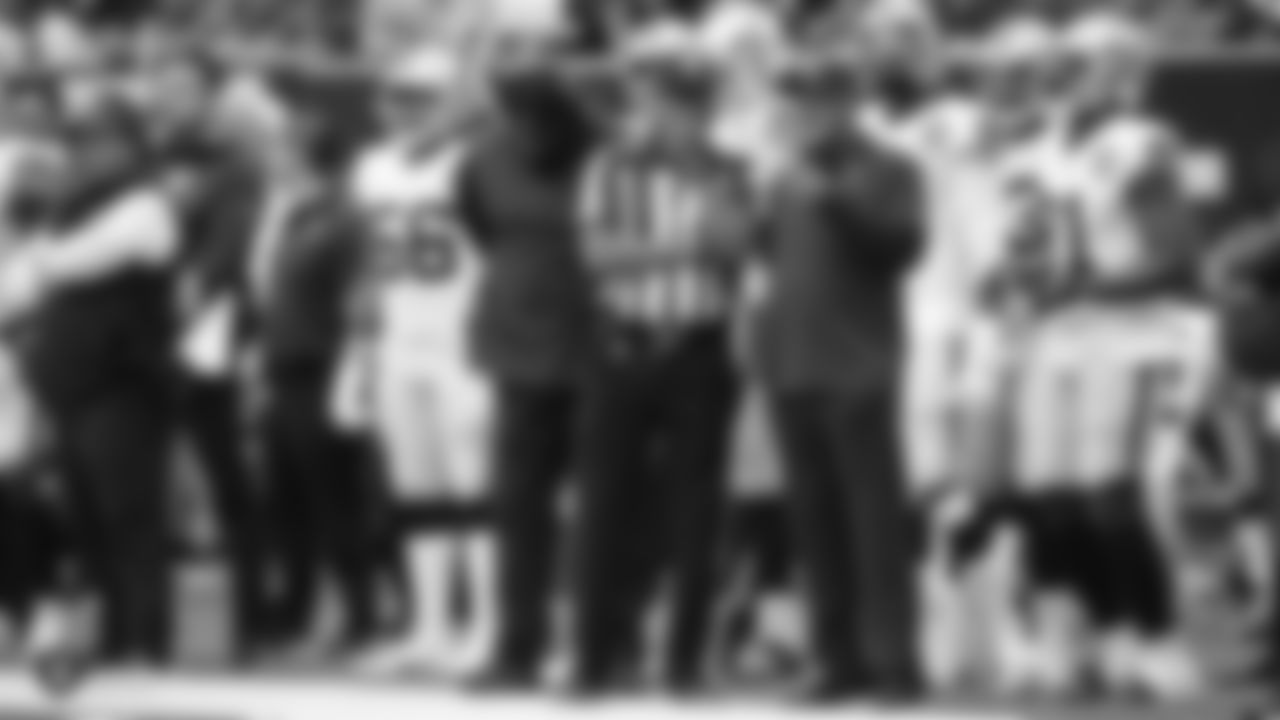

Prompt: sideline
[{"left": 0, "top": 670, "right": 1029, "bottom": 720}]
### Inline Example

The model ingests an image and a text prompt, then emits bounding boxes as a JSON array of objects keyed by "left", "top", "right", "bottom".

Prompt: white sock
[
  {"left": 1097, "top": 627, "right": 1141, "bottom": 692},
  {"left": 451, "top": 530, "right": 498, "bottom": 675},
  {"left": 401, "top": 536, "right": 454, "bottom": 660},
  {"left": 1132, "top": 635, "right": 1203, "bottom": 701}
]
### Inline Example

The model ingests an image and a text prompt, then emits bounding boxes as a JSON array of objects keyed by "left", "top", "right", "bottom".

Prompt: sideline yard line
[{"left": 0, "top": 670, "right": 1031, "bottom": 720}]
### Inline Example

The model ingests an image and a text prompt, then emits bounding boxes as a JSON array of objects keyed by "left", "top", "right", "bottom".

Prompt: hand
[
  {"left": 329, "top": 342, "right": 376, "bottom": 434},
  {"left": 238, "top": 346, "right": 270, "bottom": 421},
  {"left": 0, "top": 245, "right": 49, "bottom": 318}
]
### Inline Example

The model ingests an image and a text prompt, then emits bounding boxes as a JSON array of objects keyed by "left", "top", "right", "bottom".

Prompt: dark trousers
[
  {"left": 261, "top": 361, "right": 377, "bottom": 645},
  {"left": 1080, "top": 483, "right": 1174, "bottom": 635},
  {"left": 949, "top": 485, "right": 1173, "bottom": 636},
  {"left": 491, "top": 382, "right": 577, "bottom": 672},
  {"left": 181, "top": 376, "right": 272, "bottom": 651},
  {"left": 1267, "top": 424, "right": 1280, "bottom": 667},
  {"left": 573, "top": 327, "right": 738, "bottom": 683},
  {"left": 54, "top": 387, "right": 173, "bottom": 662},
  {"left": 0, "top": 481, "right": 66, "bottom": 624},
  {"left": 769, "top": 387, "right": 918, "bottom": 690}
]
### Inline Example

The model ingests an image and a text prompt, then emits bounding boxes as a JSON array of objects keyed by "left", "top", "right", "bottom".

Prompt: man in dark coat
[
  {"left": 458, "top": 68, "right": 597, "bottom": 689},
  {"left": 749, "top": 58, "right": 925, "bottom": 702},
  {"left": 162, "top": 107, "right": 281, "bottom": 662},
  {"left": 241, "top": 119, "right": 379, "bottom": 656}
]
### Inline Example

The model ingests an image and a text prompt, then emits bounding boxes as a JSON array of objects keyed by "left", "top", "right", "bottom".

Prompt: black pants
[
  {"left": 261, "top": 362, "right": 378, "bottom": 646},
  {"left": 54, "top": 387, "right": 173, "bottom": 662},
  {"left": 573, "top": 326, "right": 737, "bottom": 684},
  {"left": 490, "top": 382, "right": 577, "bottom": 673},
  {"left": 948, "top": 485, "right": 1173, "bottom": 636},
  {"left": 181, "top": 376, "right": 272, "bottom": 651},
  {"left": 769, "top": 387, "right": 917, "bottom": 690},
  {"left": 0, "top": 480, "right": 66, "bottom": 624},
  {"left": 1081, "top": 483, "right": 1175, "bottom": 635},
  {"left": 1266, "top": 424, "right": 1280, "bottom": 667}
]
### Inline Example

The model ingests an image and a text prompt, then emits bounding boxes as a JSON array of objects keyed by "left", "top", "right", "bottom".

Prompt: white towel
[
  {"left": 180, "top": 296, "right": 236, "bottom": 379},
  {"left": 329, "top": 343, "right": 376, "bottom": 432}
]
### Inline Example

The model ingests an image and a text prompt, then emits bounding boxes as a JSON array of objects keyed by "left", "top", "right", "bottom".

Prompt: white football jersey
[
  {"left": 349, "top": 140, "right": 481, "bottom": 354},
  {"left": 900, "top": 99, "right": 1080, "bottom": 314},
  {"left": 893, "top": 94, "right": 992, "bottom": 312},
  {"left": 979, "top": 120, "right": 1085, "bottom": 307},
  {"left": 1070, "top": 113, "right": 1173, "bottom": 283}
]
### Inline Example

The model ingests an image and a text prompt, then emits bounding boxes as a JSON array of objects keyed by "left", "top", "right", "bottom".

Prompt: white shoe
[
  {"left": 920, "top": 567, "right": 971, "bottom": 692},
  {"left": 1131, "top": 639, "right": 1204, "bottom": 702},
  {"left": 445, "top": 627, "right": 496, "bottom": 681},
  {"left": 992, "top": 623, "right": 1044, "bottom": 696},
  {"left": 25, "top": 600, "right": 78, "bottom": 661},
  {"left": 26, "top": 599, "right": 90, "bottom": 695},
  {"left": 1097, "top": 629, "right": 1141, "bottom": 694},
  {"left": 353, "top": 640, "right": 444, "bottom": 678},
  {"left": 1027, "top": 593, "right": 1089, "bottom": 697}
]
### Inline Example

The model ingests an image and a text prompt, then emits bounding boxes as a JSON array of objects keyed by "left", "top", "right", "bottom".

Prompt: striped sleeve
[
  {"left": 576, "top": 150, "right": 614, "bottom": 265},
  {"left": 577, "top": 149, "right": 649, "bottom": 271}
]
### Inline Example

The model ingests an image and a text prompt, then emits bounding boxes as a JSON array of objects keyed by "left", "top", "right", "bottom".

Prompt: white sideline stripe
[{"left": 0, "top": 671, "right": 1029, "bottom": 720}]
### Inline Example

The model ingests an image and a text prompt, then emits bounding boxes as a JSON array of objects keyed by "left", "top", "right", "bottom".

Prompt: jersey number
[
  {"left": 1008, "top": 183, "right": 1088, "bottom": 293},
  {"left": 378, "top": 210, "right": 461, "bottom": 283}
]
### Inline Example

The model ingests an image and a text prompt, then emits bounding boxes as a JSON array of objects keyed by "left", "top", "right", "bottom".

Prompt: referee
[{"left": 568, "top": 25, "right": 753, "bottom": 694}]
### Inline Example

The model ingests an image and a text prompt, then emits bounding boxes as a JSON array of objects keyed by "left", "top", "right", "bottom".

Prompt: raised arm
[{"left": 36, "top": 190, "right": 178, "bottom": 289}]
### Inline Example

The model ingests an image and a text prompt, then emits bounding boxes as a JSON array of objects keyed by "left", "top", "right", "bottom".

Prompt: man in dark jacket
[
  {"left": 750, "top": 58, "right": 925, "bottom": 702},
  {"left": 459, "top": 68, "right": 597, "bottom": 689},
  {"left": 242, "top": 121, "right": 378, "bottom": 656}
]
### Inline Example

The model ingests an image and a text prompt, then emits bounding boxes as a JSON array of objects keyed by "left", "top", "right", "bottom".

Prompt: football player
[
  {"left": 342, "top": 48, "right": 495, "bottom": 678},
  {"left": 1016, "top": 11, "right": 1227, "bottom": 699},
  {"left": 911, "top": 17, "right": 1088, "bottom": 695}
]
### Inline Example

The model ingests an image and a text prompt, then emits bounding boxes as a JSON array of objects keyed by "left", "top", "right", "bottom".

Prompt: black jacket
[
  {"left": 244, "top": 186, "right": 362, "bottom": 372},
  {"left": 458, "top": 133, "right": 596, "bottom": 386},
  {"left": 24, "top": 188, "right": 177, "bottom": 412},
  {"left": 750, "top": 131, "right": 924, "bottom": 393}
]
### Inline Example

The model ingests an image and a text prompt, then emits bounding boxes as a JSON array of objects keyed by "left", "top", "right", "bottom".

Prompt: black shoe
[
  {"left": 790, "top": 672, "right": 865, "bottom": 705},
  {"left": 869, "top": 677, "right": 923, "bottom": 705},
  {"left": 560, "top": 673, "right": 616, "bottom": 700},
  {"left": 660, "top": 664, "right": 715, "bottom": 698},
  {"left": 468, "top": 663, "right": 541, "bottom": 694},
  {"left": 561, "top": 663, "right": 638, "bottom": 700}
]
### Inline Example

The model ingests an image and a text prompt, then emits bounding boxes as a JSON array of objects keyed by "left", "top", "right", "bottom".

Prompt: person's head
[
  {"left": 138, "top": 49, "right": 222, "bottom": 133},
  {"left": 377, "top": 47, "right": 469, "bottom": 148},
  {"left": 777, "top": 57, "right": 859, "bottom": 150},
  {"left": 59, "top": 95, "right": 153, "bottom": 197},
  {"left": 210, "top": 72, "right": 294, "bottom": 171},
  {"left": 975, "top": 17, "right": 1068, "bottom": 121},
  {"left": 8, "top": 134, "right": 72, "bottom": 226},
  {"left": 494, "top": 67, "right": 594, "bottom": 170},
  {"left": 617, "top": 24, "right": 719, "bottom": 149},
  {"left": 701, "top": 0, "right": 787, "bottom": 87},
  {"left": 1062, "top": 12, "right": 1152, "bottom": 116},
  {"left": 3, "top": 71, "right": 60, "bottom": 137}
]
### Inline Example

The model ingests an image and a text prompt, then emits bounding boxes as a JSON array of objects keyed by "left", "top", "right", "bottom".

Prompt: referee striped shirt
[{"left": 576, "top": 140, "right": 752, "bottom": 330}]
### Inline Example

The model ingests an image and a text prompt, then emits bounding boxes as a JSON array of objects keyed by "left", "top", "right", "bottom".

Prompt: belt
[{"left": 602, "top": 318, "right": 726, "bottom": 361}]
